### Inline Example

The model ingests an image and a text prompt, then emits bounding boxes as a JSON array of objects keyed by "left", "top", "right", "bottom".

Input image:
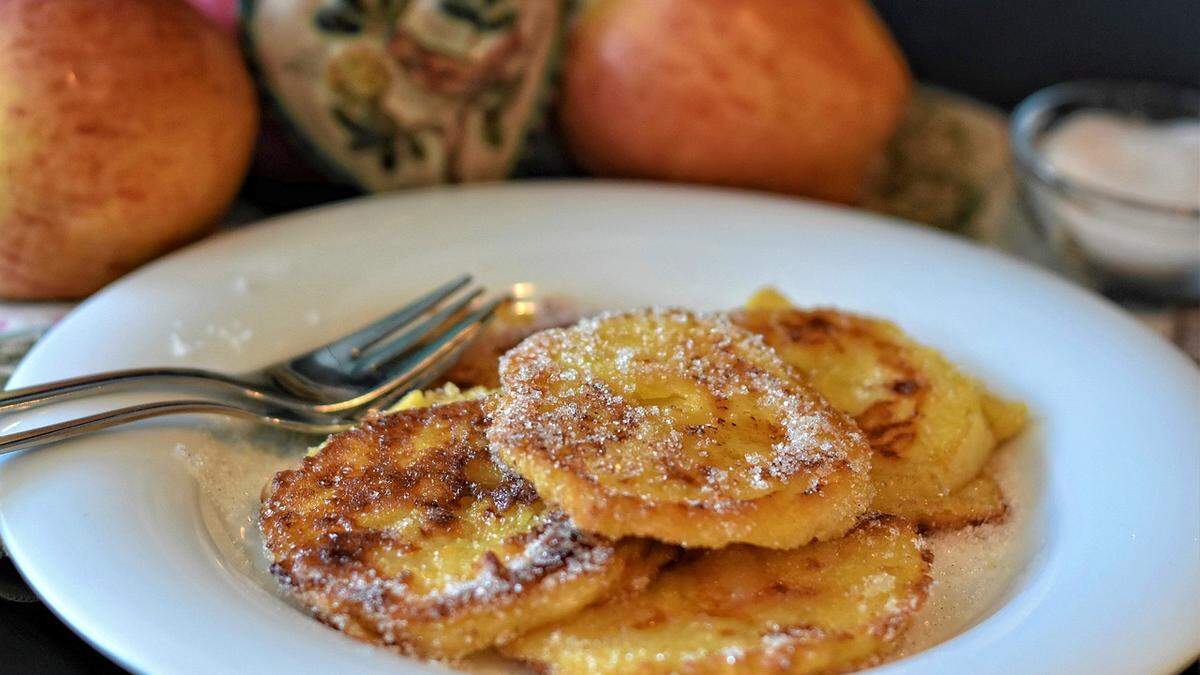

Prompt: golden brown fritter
[
  {"left": 261, "top": 399, "right": 667, "bottom": 659},
  {"left": 502, "top": 517, "right": 932, "bottom": 674},
  {"left": 732, "top": 290, "right": 1027, "bottom": 529},
  {"left": 488, "top": 308, "right": 874, "bottom": 549}
]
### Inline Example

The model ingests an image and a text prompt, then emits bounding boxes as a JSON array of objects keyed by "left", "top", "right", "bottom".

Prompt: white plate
[{"left": 1, "top": 182, "right": 1196, "bottom": 674}]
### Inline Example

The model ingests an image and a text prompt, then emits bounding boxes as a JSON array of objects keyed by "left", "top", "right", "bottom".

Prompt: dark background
[
  {"left": 873, "top": 0, "right": 1200, "bottom": 107},
  {"left": 2, "top": 2, "right": 1198, "bottom": 672}
]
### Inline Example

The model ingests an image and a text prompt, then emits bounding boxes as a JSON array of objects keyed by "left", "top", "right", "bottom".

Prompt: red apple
[
  {"left": 560, "top": 0, "right": 912, "bottom": 204},
  {"left": 0, "top": 0, "right": 259, "bottom": 299}
]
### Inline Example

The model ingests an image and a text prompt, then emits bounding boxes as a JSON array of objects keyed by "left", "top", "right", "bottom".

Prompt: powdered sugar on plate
[{"left": 894, "top": 429, "right": 1041, "bottom": 659}]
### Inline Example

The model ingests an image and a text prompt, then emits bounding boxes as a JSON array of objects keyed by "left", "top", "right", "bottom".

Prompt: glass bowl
[{"left": 1010, "top": 80, "right": 1200, "bottom": 302}]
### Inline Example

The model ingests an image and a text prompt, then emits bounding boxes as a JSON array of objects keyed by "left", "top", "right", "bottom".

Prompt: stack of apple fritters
[{"left": 260, "top": 292, "right": 1025, "bottom": 673}]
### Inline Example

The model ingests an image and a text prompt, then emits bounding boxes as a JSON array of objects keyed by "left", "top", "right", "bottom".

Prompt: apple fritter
[
  {"left": 732, "top": 290, "right": 1027, "bottom": 529},
  {"left": 488, "top": 308, "right": 874, "bottom": 549},
  {"left": 501, "top": 517, "right": 931, "bottom": 674},
  {"left": 260, "top": 399, "right": 667, "bottom": 659}
]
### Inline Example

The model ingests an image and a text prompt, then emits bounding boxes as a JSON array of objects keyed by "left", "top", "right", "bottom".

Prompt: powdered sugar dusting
[
  {"left": 168, "top": 317, "right": 255, "bottom": 358},
  {"left": 258, "top": 400, "right": 633, "bottom": 656},
  {"left": 489, "top": 308, "right": 872, "bottom": 506},
  {"left": 892, "top": 435, "right": 1040, "bottom": 659},
  {"left": 432, "top": 511, "right": 615, "bottom": 606}
]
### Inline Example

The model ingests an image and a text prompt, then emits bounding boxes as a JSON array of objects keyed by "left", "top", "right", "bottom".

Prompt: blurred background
[
  {"left": 0, "top": 1, "right": 1196, "bottom": 670},
  {"left": 873, "top": 0, "right": 1199, "bottom": 108}
]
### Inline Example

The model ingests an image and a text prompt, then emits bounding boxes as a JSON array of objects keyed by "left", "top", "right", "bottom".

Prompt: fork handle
[
  {"left": 0, "top": 368, "right": 306, "bottom": 415},
  {"left": 0, "top": 399, "right": 352, "bottom": 456}
]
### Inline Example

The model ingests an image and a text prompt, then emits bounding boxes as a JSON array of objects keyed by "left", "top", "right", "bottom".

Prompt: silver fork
[
  {"left": 0, "top": 397, "right": 361, "bottom": 456},
  {"left": 0, "top": 276, "right": 504, "bottom": 455},
  {"left": 0, "top": 275, "right": 498, "bottom": 416}
]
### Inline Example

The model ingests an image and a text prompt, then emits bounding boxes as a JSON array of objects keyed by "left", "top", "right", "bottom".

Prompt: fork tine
[
  {"left": 328, "top": 274, "right": 472, "bottom": 358},
  {"left": 319, "top": 296, "right": 504, "bottom": 413},
  {"left": 364, "top": 297, "right": 505, "bottom": 410},
  {"left": 350, "top": 285, "right": 486, "bottom": 374}
]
